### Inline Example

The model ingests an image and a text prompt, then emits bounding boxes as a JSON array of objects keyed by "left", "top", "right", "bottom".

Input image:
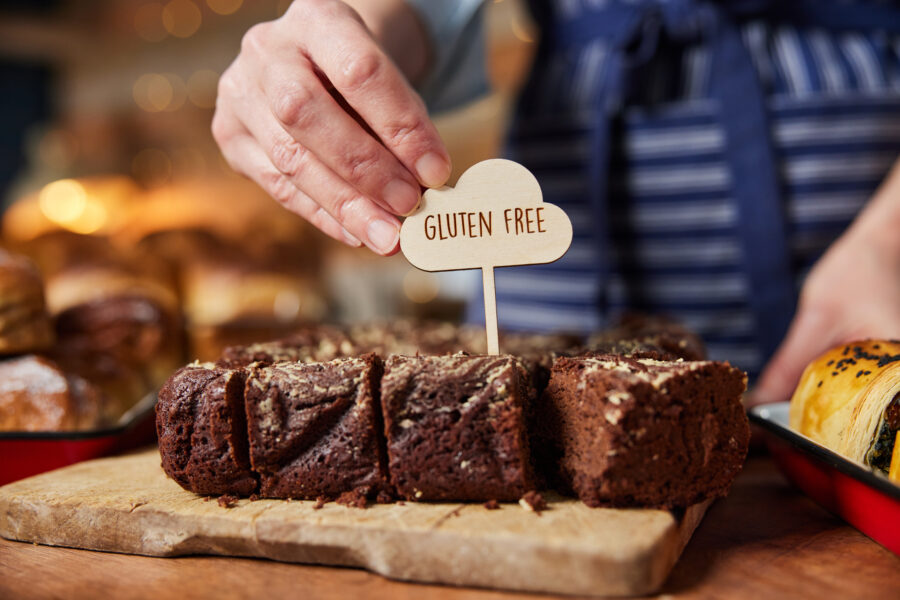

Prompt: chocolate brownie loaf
[
  {"left": 541, "top": 354, "right": 748, "bottom": 508},
  {"left": 381, "top": 354, "right": 535, "bottom": 501},
  {"left": 586, "top": 314, "right": 706, "bottom": 361},
  {"left": 217, "top": 325, "right": 355, "bottom": 368},
  {"left": 156, "top": 363, "right": 257, "bottom": 495},
  {"left": 243, "top": 353, "right": 388, "bottom": 499}
]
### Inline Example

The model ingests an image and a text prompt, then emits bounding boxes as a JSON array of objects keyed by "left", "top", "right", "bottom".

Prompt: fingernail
[
  {"left": 415, "top": 152, "right": 451, "bottom": 188},
  {"left": 341, "top": 227, "right": 362, "bottom": 247},
  {"left": 383, "top": 179, "right": 420, "bottom": 216},
  {"left": 366, "top": 219, "right": 399, "bottom": 254}
]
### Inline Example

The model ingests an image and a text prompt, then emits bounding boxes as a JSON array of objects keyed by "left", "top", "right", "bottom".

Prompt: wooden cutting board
[{"left": 0, "top": 448, "right": 710, "bottom": 597}]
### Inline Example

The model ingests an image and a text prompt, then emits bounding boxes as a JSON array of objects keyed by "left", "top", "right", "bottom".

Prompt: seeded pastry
[
  {"left": 243, "top": 354, "right": 388, "bottom": 499},
  {"left": 156, "top": 362, "right": 256, "bottom": 495},
  {"left": 380, "top": 354, "right": 535, "bottom": 501},
  {"left": 541, "top": 354, "right": 748, "bottom": 508}
]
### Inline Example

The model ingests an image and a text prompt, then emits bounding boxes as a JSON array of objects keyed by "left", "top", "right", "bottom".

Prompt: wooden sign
[{"left": 400, "top": 159, "right": 573, "bottom": 355}]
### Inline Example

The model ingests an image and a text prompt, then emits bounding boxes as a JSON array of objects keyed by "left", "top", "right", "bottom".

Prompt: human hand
[
  {"left": 752, "top": 208, "right": 900, "bottom": 406},
  {"left": 212, "top": 0, "right": 452, "bottom": 255}
]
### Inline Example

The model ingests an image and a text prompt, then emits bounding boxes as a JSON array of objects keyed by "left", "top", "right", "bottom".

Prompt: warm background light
[
  {"left": 162, "top": 0, "right": 202, "bottom": 39},
  {"left": 186, "top": 69, "right": 219, "bottom": 108},
  {"left": 207, "top": 0, "right": 243, "bottom": 16},
  {"left": 133, "top": 73, "right": 174, "bottom": 112},
  {"left": 403, "top": 268, "right": 440, "bottom": 304},
  {"left": 39, "top": 179, "right": 87, "bottom": 225}
]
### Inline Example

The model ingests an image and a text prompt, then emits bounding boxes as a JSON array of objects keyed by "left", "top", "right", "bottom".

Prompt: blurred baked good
[
  {"left": 12, "top": 231, "right": 121, "bottom": 279},
  {"left": 182, "top": 255, "right": 328, "bottom": 360},
  {"left": 0, "top": 250, "right": 54, "bottom": 354},
  {"left": 0, "top": 355, "right": 103, "bottom": 431},
  {"left": 790, "top": 339, "right": 900, "bottom": 476},
  {"left": 182, "top": 259, "right": 327, "bottom": 328},
  {"left": 52, "top": 288, "right": 183, "bottom": 392},
  {"left": 43, "top": 254, "right": 184, "bottom": 421}
]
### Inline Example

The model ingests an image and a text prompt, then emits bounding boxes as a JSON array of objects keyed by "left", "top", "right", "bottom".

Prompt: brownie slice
[
  {"left": 244, "top": 353, "right": 388, "bottom": 499},
  {"left": 542, "top": 354, "right": 748, "bottom": 509},
  {"left": 381, "top": 354, "right": 535, "bottom": 501},
  {"left": 216, "top": 324, "right": 355, "bottom": 368},
  {"left": 156, "top": 363, "right": 257, "bottom": 495}
]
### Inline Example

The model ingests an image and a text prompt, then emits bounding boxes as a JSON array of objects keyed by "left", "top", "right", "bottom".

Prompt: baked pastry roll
[{"left": 789, "top": 340, "right": 900, "bottom": 476}]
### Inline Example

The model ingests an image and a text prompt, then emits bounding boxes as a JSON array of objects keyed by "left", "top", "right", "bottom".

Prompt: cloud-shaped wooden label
[
  {"left": 400, "top": 159, "right": 573, "bottom": 271},
  {"left": 400, "top": 159, "right": 573, "bottom": 355}
]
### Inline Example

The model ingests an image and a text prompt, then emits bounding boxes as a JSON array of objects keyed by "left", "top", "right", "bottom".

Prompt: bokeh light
[
  {"left": 187, "top": 69, "right": 219, "bottom": 108},
  {"left": 273, "top": 290, "right": 301, "bottom": 322},
  {"left": 162, "top": 0, "right": 202, "bottom": 38},
  {"left": 39, "top": 179, "right": 87, "bottom": 224},
  {"left": 133, "top": 73, "right": 174, "bottom": 112},
  {"left": 207, "top": 0, "right": 243, "bottom": 16},
  {"left": 66, "top": 202, "right": 109, "bottom": 234},
  {"left": 162, "top": 73, "right": 187, "bottom": 112},
  {"left": 403, "top": 269, "right": 440, "bottom": 304}
]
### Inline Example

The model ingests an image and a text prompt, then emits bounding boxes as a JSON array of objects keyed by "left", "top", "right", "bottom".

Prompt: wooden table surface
[{"left": 1, "top": 453, "right": 897, "bottom": 600}]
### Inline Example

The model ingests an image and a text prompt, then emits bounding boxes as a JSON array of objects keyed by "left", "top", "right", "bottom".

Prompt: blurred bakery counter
[{"left": 0, "top": 173, "right": 470, "bottom": 437}]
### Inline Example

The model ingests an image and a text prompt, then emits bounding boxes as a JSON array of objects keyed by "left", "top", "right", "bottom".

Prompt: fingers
[
  {"left": 260, "top": 56, "right": 422, "bottom": 216},
  {"left": 215, "top": 89, "right": 401, "bottom": 255},
  {"left": 213, "top": 0, "right": 448, "bottom": 255},
  {"left": 216, "top": 124, "right": 363, "bottom": 248},
  {"left": 750, "top": 307, "right": 834, "bottom": 407},
  {"left": 289, "top": 1, "right": 452, "bottom": 188}
]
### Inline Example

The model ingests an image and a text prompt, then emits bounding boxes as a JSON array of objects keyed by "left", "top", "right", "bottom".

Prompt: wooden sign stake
[
  {"left": 400, "top": 159, "right": 573, "bottom": 356},
  {"left": 482, "top": 266, "right": 499, "bottom": 355}
]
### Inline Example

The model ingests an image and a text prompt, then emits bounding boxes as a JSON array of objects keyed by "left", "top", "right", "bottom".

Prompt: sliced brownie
[
  {"left": 243, "top": 353, "right": 388, "bottom": 499},
  {"left": 542, "top": 354, "right": 748, "bottom": 509},
  {"left": 216, "top": 325, "right": 355, "bottom": 368},
  {"left": 156, "top": 363, "right": 256, "bottom": 495},
  {"left": 381, "top": 354, "right": 535, "bottom": 501}
]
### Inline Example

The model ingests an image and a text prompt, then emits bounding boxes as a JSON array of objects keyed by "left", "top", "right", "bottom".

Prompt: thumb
[{"left": 750, "top": 307, "right": 835, "bottom": 407}]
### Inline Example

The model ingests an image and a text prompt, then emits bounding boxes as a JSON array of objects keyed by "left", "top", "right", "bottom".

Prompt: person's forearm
[
  {"left": 845, "top": 159, "right": 900, "bottom": 257},
  {"left": 343, "top": 0, "right": 432, "bottom": 85}
]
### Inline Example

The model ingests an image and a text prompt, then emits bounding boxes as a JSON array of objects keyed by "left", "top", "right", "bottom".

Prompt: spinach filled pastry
[{"left": 789, "top": 340, "right": 900, "bottom": 480}]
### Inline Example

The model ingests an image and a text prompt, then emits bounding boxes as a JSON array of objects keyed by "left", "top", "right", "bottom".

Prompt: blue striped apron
[{"left": 482, "top": 0, "right": 900, "bottom": 376}]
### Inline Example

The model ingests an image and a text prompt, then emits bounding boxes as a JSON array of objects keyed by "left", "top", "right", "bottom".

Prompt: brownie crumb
[
  {"left": 519, "top": 491, "right": 547, "bottom": 513},
  {"left": 483, "top": 499, "right": 500, "bottom": 510},
  {"left": 313, "top": 496, "right": 327, "bottom": 510},
  {"left": 336, "top": 488, "right": 368, "bottom": 509},
  {"left": 397, "top": 500, "right": 406, "bottom": 506},
  {"left": 376, "top": 490, "right": 394, "bottom": 504},
  {"left": 217, "top": 494, "right": 239, "bottom": 509},
  {"left": 203, "top": 496, "right": 212, "bottom": 502},
  {"left": 248, "top": 494, "right": 260, "bottom": 502}
]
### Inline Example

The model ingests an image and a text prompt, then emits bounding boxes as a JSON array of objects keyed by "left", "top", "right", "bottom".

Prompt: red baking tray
[
  {"left": 0, "top": 394, "right": 157, "bottom": 486},
  {"left": 749, "top": 402, "right": 900, "bottom": 555}
]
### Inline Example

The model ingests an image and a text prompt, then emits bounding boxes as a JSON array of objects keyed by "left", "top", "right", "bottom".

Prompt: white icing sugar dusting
[
  {"left": 0, "top": 357, "right": 68, "bottom": 395},
  {"left": 579, "top": 356, "right": 710, "bottom": 389}
]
